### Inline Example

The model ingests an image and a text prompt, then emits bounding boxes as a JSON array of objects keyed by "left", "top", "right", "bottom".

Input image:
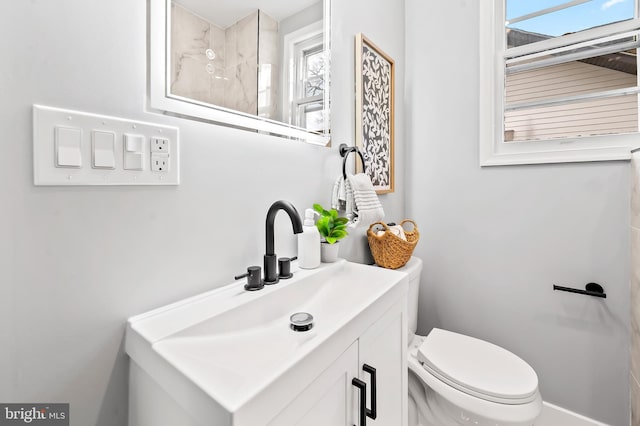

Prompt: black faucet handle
[
  {"left": 235, "top": 266, "right": 264, "bottom": 291},
  {"left": 278, "top": 257, "right": 296, "bottom": 279}
]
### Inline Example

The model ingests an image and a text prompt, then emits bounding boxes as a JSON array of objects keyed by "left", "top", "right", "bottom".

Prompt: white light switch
[
  {"left": 55, "top": 126, "right": 82, "bottom": 168},
  {"left": 125, "top": 134, "right": 144, "bottom": 152},
  {"left": 92, "top": 131, "right": 115, "bottom": 169},
  {"left": 124, "top": 134, "right": 145, "bottom": 170},
  {"left": 125, "top": 152, "right": 144, "bottom": 170}
]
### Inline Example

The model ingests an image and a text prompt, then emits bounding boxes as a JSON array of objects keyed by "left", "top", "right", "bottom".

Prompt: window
[
  {"left": 283, "top": 22, "right": 328, "bottom": 134},
  {"left": 293, "top": 35, "right": 326, "bottom": 132},
  {"left": 480, "top": 0, "right": 640, "bottom": 166}
]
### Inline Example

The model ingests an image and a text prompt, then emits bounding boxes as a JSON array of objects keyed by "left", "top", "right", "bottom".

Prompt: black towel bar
[
  {"left": 553, "top": 283, "right": 606, "bottom": 298},
  {"left": 339, "top": 143, "right": 366, "bottom": 179}
]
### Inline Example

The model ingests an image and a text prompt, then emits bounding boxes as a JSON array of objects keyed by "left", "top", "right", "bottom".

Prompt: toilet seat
[
  {"left": 416, "top": 329, "right": 539, "bottom": 405},
  {"left": 408, "top": 334, "right": 543, "bottom": 425}
]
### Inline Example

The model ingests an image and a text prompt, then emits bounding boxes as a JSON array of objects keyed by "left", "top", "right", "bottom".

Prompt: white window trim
[
  {"left": 479, "top": 0, "right": 640, "bottom": 166},
  {"left": 292, "top": 33, "right": 325, "bottom": 129},
  {"left": 282, "top": 21, "right": 324, "bottom": 129}
]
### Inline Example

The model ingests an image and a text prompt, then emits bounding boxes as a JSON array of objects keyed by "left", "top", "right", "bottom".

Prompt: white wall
[
  {"left": 632, "top": 152, "right": 640, "bottom": 424},
  {"left": 405, "top": 2, "right": 630, "bottom": 425},
  {"left": 332, "top": 0, "right": 405, "bottom": 262},
  {"left": 0, "top": 0, "right": 404, "bottom": 425}
]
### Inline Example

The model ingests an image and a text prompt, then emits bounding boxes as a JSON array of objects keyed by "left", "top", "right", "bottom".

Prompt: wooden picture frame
[{"left": 355, "top": 33, "right": 395, "bottom": 194}]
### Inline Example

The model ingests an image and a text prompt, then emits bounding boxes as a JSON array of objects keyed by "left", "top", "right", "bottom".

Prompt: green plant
[{"left": 313, "top": 203, "right": 349, "bottom": 244}]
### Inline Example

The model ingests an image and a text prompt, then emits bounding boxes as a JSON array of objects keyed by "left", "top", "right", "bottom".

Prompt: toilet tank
[{"left": 395, "top": 257, "right": 423, "bottom": 336}]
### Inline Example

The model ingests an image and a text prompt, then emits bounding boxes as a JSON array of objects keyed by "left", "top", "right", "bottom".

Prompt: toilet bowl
[{"left": 397, "top": 257, "right": 543, "bottom": 426}]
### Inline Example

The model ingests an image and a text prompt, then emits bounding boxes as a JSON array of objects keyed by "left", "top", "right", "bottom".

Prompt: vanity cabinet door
[
  {"left": 358, "top": 301, "right": 407, "bottom": 426},
  {"left": 268, "top": 342, "right": 358, "bottom": 426}
]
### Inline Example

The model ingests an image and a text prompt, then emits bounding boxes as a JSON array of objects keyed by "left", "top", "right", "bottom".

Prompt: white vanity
[{"left": 126, "top": 259, "right": 408, "bottom": 425}]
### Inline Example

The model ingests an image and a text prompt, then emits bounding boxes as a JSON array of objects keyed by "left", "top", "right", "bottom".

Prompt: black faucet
[{"left": 264, "top": 200, "right": 303, "bottom": 284}]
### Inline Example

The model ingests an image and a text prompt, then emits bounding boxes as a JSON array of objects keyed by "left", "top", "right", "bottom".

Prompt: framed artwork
[{"left": 355, "top": 33, "right": 395, "bottom": 194}]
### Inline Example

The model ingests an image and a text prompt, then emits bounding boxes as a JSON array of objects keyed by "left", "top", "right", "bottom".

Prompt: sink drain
[{"left": 290, "top": 312, "right": 314, "bottom": 332}]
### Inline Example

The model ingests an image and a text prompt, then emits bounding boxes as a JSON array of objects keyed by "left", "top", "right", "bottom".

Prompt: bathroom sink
[{"left": 126, "top": 259, "right": 408, "bottom": 425}]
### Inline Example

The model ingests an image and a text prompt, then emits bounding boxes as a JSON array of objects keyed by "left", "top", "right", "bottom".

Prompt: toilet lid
[{"left": 417, "top": 328, "right": 539, "bottom": 404}]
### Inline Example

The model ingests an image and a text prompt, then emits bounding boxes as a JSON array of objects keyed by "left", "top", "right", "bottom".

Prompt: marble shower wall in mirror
[
  {"left": 258, "top": 12, "right": 279, "bottom": 119},
  {"left": 171, "top": 6, "right": 277, "bottom": 116},
  {"left": 169, "top": 1, "right": 325, "bottom": 133}
]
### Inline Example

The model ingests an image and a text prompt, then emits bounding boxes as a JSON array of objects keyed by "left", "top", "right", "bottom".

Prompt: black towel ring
[{"left": 339, "top": 143, "right": 366, "bottom": 179}]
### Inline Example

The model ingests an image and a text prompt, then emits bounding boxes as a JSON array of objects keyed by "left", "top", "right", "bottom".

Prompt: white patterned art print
[{"left": 355, "top": 33, "right": 395, "bottom": 194}]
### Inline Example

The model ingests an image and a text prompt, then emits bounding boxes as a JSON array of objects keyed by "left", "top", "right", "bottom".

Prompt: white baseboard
[{"left": 536, "top": 402, "right": 610, "bottom": 426}]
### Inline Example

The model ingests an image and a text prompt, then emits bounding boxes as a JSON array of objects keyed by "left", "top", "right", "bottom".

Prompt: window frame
[
  {"left": 282, "top": 21, "right": 329, "bottom": 134},
  {"left": 293, "top": 34, "right": 326, "bottom": 130},
  {"left": 479, "top": 0, "right": 640, "bottom": 166}
]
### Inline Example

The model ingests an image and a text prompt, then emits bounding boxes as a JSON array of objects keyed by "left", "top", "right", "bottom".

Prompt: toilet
[{"left": 398, "top": 257, "right": 543, "bottom": 426}]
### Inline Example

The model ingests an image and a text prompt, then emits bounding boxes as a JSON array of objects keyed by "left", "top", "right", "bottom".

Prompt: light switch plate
[{"left": 33, "top": 105, "right": 179, "bottom": 185}]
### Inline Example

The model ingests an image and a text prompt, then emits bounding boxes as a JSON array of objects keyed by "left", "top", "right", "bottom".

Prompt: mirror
[{"left": 149, "top": 0, "right": 331, "bottom": 145}]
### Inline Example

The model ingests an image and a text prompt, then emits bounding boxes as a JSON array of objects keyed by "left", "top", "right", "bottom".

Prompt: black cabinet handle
[
  {"left": 352, "top": 378, "right": 367, "bottom": 426},
  {"left": 363, "top": 364, "right": 377, "bottom": 419}
]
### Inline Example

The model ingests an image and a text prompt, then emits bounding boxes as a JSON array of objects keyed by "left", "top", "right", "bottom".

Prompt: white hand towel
[
  {"left": 331, "top": 175, "right": 355, "bottom": 220},
  {"left": 347, "top": 173, "right": 384, "bottom": 227}
]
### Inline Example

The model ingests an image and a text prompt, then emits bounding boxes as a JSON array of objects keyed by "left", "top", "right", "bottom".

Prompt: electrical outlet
[
  {"left": 151, "top": 153, "right": 169, "bottom": 172},
  {"left": 150, "top": 137, "right": 170, "bottom": 153}
]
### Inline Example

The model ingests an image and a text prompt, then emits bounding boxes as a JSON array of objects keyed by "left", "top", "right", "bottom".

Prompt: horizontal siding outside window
[
  {"left": 479, "top": 1, "right": 640, "bottom": 166},
  {"left": 505, "top": 59, "right": 638, "bottom": 141}
]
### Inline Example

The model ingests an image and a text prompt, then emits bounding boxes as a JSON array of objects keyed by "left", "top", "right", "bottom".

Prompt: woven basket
[{"left": 367, "top": 219, "right": 419, "bottom": 269}]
